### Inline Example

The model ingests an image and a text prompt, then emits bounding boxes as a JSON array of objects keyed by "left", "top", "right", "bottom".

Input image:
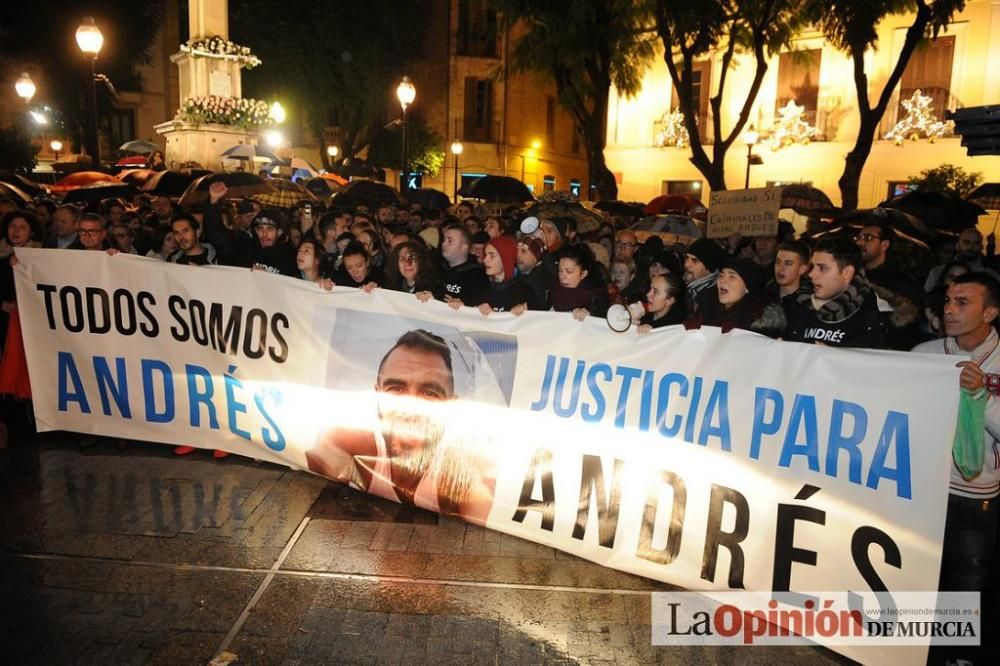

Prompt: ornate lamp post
[
  {"left": 742, "top": 124, "right": 760, "bottom": 189},
  {"left": 396, "top": 76, "right": 416, "bottom": 191},
  {"left": 450, "top": 140, "right": 463, "bottom": 201},
  {"left": 76, "top": 17, "right": 104, "bottom": 167}
]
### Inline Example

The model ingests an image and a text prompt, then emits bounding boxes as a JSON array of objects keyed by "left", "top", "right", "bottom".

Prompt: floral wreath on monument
[
  {"left": 177, "top": 96, "right": 274, "bottom": 128},
  {"left": 180, "top": 36, "right": 261, "bottom": 70}
]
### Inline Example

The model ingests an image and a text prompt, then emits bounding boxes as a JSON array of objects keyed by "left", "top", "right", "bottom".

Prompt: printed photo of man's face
[{"left": 375, "top": 334, "right": 455, "bottom": 475}]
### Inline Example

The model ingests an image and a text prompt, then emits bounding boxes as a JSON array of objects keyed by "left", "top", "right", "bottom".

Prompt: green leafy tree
[
  {"left": 0, "top": 0, "right": 164, "bottom": 154},
  {"left": 231, "top": 0, "right": 426, "bottom": 171},
  {"left": 367, "top": 120, "right": 446, "bottom": 177},
  {"left": 651, "top": 0, "right": 805, "bottom": 192},
  {"left": 907, "top": 163, "right": 982, "bottom": 197},
  {"left": 495, "top": 0, "right": 657, "bottom": 200},
  {"left": 805, "top": 0, "right": 967, "bottom": 210}
]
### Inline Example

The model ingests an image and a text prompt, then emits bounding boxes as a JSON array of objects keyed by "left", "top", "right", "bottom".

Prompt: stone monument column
[{"left": 155, "top": 0, "right": 261, "bottom": 170}]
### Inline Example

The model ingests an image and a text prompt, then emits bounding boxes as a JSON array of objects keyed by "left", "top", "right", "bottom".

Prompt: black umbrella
[
  {"left": 179, "top": 172, "right": 271, "bottom": 207},
  {"left": 335, "top": 158, "right": 386, "bottom": 181},
  {"left": 594, "top": 200, "right": 644, "bottom": 219},
  {"left": 0, "top": 182, "right": 33, "bottom": 206},
  {"left": 62, "top": 182, "right": 140, "bottom": 206},
  {"left": 0, "top": 172, "right": 47, "bottom": 197},
  {"left": 143, "top": 170, "right": 204, "bottom": 197},
  {"left": 459, "top": 175, "right": 535, "bottom": 203},
  {"left": 836, "top": 207, "right": 935, "bottom": 244},
  {"left": 967, "top": 183, "right": 1000, "bottom": 211},
  {"left": 780, "top": 184, "right": 836, "bottom": 215},
  {"left": 304, "top": 176, "right": 340, "bottom": 199},
  {"left": 331, "top": 180, "right": 405, "bottom": 210},
  {"left": 881, "top": 190, "right": 986, "bottom": 231},
  {"left": 406, "top": 188, "right": 451, "bottom": 211}
]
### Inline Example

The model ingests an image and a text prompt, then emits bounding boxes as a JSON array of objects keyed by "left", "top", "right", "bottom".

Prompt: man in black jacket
[
  {"left": 785, "top": 237, "right": 887, "bottom": 349},
  {"left": 439, "top": 222, "right": 489, "bottom": 307},
  {"left": 202, "top": 181, "right": 297, "bottom": 277}
]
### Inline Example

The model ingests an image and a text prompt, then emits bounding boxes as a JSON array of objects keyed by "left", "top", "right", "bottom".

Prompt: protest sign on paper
[{"left": 708, "top": 187, "right": 782, "bottom": 238}]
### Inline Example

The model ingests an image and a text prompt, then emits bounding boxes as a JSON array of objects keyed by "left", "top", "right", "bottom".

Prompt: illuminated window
[{"left": 662, "top": 180, "right": 702, "bottom": 196}]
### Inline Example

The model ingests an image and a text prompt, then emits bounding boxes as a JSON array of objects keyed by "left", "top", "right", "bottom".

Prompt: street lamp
[
  {"left": 76, "top": 16, "right": 104, "bottom": 167},
  {"left": 742, "top": 124, "right": 760, "bottom": 189},
  {"left": 396, "top": 76, "right": 416, "bottom": 191},
  {"left": 326, "top": 145, "right": 339, "bottom": 158},
  {"left": 50, "top": 140, "right": 63, "bottom": 161},
  {"left": 450, "top": 140, "right": 463, "bottom": 202},
  {"left": 520, "top": 140, "right": 540, "bottom": 183},
  {"left": 270, "top": 101, "right": 286, "bottom": 124},
  {"left": 265, "top": 130, "right": 285, "bottom": 148},
  {"left": 15, "top": 72, "right": 36, "bottom": 104}
]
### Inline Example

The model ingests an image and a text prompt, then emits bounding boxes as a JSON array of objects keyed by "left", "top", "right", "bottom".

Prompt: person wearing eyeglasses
[
  {"left": 613, "top": 230, "right": 639, "bottom": 263},
  {"left": 855, "top": 221, "right": 922, "bottom": 350},
  {"left": 77, "top": 214, "right": 110, "bottom": 251}
]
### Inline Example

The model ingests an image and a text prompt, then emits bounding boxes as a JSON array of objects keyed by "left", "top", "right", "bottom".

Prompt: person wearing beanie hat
[
  {"left": 685, "top": 255, "right": 785, "bottom": 337},
  {"left": 540, "top": 217, "right": 569, "bottom": 249},
  {"left": 684, "top": 238, "right": 727, "bottom": 312},
  {"left": 519, "top": 236, "right": 545, "bottom": 263},
  {"left": 479, "top": 236, "right": 540, "bottom": 315},
  {"left": 517, "top": 236, "right": 549, "bottom": 308},
  {"left": 484, "top": 235, "right": 518, "bottom": 284}
]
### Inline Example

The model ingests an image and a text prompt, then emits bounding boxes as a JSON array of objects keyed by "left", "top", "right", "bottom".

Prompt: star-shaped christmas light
[
  {"left": 654, "top": 109, "right": 691, "bottom": 149},
  {"left": 883, "top": 89, "right": 954, "bottom": 145},
  {"left": 768, "top": 99, "right": 817, "bottom": 150}
]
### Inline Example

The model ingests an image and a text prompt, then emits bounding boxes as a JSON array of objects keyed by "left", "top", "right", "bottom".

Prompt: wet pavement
[{"left": 0, "top": 433, "right": 847, "bottom": 665}]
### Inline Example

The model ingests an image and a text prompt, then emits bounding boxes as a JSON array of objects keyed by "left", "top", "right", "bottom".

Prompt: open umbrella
[
  {"left": 119, "top": 139, "right": 160, "bottom": 155},
  {"left": 594, "top": 200, "right": 644, "bottom": 219},
  {"left": 115, "top": 155, "right": 148, "bottom": 168},
  {"left": 118, "top": 169, "right": 157, "bottom": 187},
  {"left": 833, "top": 208, "right": 934, "bottom": 246},
  {"left": 881, "top": 190, "right": 986, "bottom": 231},
  {"left": 304, "top": 175, "right": 347, "bottom": 200},
  {"left": 142, "top": 170, "right": 205, "bottom": 197},
  {"left": 331, "top": 180, "right": 405, "bottom": 210},
  {"left": 0, "top": 182, "right": 33, "bottom": 206},
  {"left": 51, "top": 171, "right": 121, "bottom": 194},
  {"left": 967, "top": 183, "right": 1000, "bottom": 211},
  {"left": 405, "top": 188, "right": 451, "bottom": 211},
  {"left": 0, "top": 172, "right": 47, "bottom": 197},
  {"left": 644, "top": 194, "right": 706, "bottom": 216},
  {"left": 220, "top": 144, "right": 276, "bottom": 162},
  {"left": 780, "top": 184, "right": 836, "bottom": 215},
  {"left": 459, "top": 175, "right": 534, "bottom": 203},
  {"left": 179, "top": 172, "right": 271, "bottom": 207},
  {"left": 252, "top": 179, "right": 319, "bottom": 209},
  {"left": 525, "top": 200, "right": 607, "bottom": 234},
  {"left": 62, "top": 181, "right": 139, "bottom": 206},
  {"left": 335, "top": 159, "right": 386, "bottom": 181}
]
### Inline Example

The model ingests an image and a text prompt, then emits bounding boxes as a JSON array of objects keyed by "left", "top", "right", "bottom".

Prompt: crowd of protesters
[{"left": 0, "top": 174, "right": 999, "bottom": 609}]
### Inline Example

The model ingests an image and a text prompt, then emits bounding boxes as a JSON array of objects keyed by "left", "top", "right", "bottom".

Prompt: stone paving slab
[{"left": 0, "top": 439, "right": 854, "bottom": 665}]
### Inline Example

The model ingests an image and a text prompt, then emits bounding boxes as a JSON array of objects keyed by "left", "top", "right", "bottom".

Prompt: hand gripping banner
[{"left": 14, "top": 248, "right": 961, "bottom": 664}]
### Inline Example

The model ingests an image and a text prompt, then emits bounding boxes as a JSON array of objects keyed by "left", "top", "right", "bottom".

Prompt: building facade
[
  {"left": 605, "top": 0, "right": 1000, "bottom": 209},
  {"left": 291, "top": 0, "right": 589, "bottom": 200}
]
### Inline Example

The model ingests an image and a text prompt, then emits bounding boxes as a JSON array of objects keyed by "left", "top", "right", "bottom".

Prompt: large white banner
[{"left": 14, "top": 248, "right": 961, "bottom": 663}]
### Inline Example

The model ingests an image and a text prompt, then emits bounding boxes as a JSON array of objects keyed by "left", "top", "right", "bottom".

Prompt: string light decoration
[
  {"left": 884, "top": 89, "right": 954, "bottom": 145},
  {"left": 654, "top": 109, "right": 691, "bottom": 149},
  {"left": 768, "top": 100, "right": 817, "bottom": 150}
]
